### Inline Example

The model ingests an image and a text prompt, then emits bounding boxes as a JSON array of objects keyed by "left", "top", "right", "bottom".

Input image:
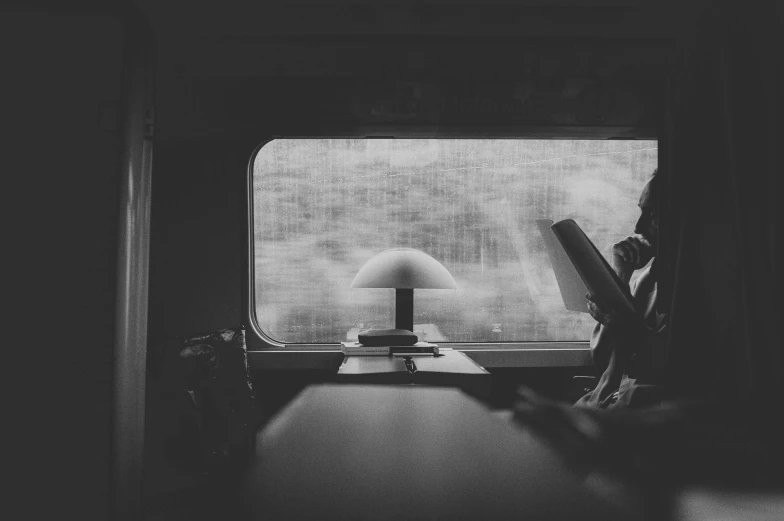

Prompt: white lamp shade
[{"left": 351, "top": 248, "right": 457, "bottom": 289}]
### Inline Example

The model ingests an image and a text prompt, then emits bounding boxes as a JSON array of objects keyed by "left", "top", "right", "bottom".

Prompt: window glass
[{"left": 252, "top": 139, "right": 657, "bottom": 344}]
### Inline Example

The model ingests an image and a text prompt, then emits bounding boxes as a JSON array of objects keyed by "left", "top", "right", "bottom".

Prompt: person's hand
[
  {"left": 612, "top": 234, "right": 653, "bottom": 282},
  {"left": 586, "top": 293, "right": 633, "bottom": 331}
]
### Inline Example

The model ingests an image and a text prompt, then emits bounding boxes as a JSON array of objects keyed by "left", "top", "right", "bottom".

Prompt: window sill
[{"left": 247, "top": 343, "right": 593, "bottom": 370}]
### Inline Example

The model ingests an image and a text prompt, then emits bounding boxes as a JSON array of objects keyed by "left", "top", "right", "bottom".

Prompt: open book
[{"left": 537, "top": 219, "right": 637, "bottom": 320}]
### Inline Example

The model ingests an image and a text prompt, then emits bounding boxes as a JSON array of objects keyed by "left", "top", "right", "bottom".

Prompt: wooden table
[{"left": 240, "top": 384, "right": 635, "bottom": 520}]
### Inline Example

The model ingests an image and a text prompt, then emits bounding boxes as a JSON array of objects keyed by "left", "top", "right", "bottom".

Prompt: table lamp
[{"left": 350, "top": 248, "right": 457, "bottom": 332}]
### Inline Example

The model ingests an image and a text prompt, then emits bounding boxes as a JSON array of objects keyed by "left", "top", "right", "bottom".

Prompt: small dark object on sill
[{"left": 358, "top": 328, "right": 418, "bottom": 346}]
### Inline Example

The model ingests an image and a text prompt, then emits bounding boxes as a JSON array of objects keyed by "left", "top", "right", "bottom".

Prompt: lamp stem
[{"left": 395, "top": 288, "right": 414, "bottom": 332}]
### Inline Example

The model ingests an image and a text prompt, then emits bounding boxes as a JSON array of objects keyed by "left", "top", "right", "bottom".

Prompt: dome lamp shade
[{"left": 351, "top": 248, "right": 457, "bottom": 332}]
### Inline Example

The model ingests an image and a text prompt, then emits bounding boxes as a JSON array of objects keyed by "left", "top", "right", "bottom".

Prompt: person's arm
[
  {"left": 584, "top": 251, "right": 655, "bottom": 373},
  {"left": 611, "top": 234, "right": 654, "bottom": 285},
  {"left": 586, "top": 234, "right": 655, "bottom": 331}
]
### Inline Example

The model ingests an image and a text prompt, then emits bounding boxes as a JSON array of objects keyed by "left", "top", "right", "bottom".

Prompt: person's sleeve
[
  {"left": 589, "top": 322, "right": 612, "bottom": 374},
  {"left": 589, "top": 317, "right": 646, "bottom": 373}
]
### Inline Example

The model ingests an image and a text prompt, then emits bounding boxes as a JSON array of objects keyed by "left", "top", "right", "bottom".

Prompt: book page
[{"left": 536, "top": 219, "right": 589, "bottom": 313}]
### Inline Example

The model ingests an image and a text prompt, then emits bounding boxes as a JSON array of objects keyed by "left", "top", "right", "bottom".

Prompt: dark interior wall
[
  {"left": 147, "top": 139, "right": 257, "bottom": 343},
  {"left": 5, "top": 12, "right": 123, "bottom": 519},
  {"left": 144, "top": 137, "right": 262, "bottom": 501}
]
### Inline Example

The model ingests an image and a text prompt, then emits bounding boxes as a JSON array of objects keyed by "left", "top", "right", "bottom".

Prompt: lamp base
[
  {"left": 358, "top": 328, "right": 418, "bottom": 347},
  {"left": 395, "top": 288, "right": 414, "bottom": 332}
]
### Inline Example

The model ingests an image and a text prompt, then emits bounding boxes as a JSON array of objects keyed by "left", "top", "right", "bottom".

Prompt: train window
[{"left": 251, "top": 139, "right": 657, "bottom": 345}]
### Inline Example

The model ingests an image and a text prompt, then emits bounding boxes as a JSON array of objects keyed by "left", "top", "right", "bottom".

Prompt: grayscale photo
[{"left": 10, "top": 1, "right": 780, "bottom": 520}]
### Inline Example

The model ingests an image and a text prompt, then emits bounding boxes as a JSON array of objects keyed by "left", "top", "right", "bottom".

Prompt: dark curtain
[{"left": 658, "top": 0, "right": 781, "bottom": 404}]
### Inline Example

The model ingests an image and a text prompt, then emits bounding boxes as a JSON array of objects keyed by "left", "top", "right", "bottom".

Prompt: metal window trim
[
  {"left": 247, "top": 344, "right": 593, "bottom": 370},
  {"left": 242, "top": 134, "right": 649, "bottom": 370}
]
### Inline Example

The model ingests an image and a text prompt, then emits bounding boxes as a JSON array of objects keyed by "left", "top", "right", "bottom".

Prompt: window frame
[{"left": 244, "top": 126, "right": 657, "bottom": 369}]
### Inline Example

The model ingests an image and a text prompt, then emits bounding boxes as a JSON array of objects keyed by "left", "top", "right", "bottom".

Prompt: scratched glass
[{"left": 252, "top": 139, "right": 658, "bottom": 344}]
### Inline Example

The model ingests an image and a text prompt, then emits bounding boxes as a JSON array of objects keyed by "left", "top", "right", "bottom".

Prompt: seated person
[
  {"left": 513, "top": 169, "right": 784, "bottom": 491},
  {"left": 576, "top": 169, "right": 670, "bottom": 409}
]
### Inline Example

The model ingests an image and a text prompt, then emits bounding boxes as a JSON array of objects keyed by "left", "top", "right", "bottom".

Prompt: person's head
[{"left": 634, "top": 169, "right": 659, "bottom": 247}]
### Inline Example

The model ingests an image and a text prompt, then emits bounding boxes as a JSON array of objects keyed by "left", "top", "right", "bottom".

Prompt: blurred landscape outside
[{"left": 252, "top": 139, "right": 657, "bottom": 345}]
